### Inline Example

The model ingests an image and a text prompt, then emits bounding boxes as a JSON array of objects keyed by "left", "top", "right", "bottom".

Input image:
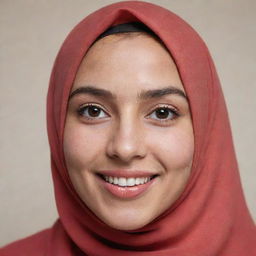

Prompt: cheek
[
  {"left": 63, "top": 122, "right": 108, "bottom": 170},
  {"left": 148, "top": 124, "right": 194, "bottom": 169}
]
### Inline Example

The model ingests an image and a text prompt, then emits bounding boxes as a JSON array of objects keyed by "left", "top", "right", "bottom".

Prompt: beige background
[{"left": 0, "top": 0, "right": 255, "bottom": 247}]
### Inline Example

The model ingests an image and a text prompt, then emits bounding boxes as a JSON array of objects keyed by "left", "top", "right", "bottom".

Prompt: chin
[
  {"left": 98, "top": 209, "right": 154, "bottom": 231},
  {"left": 105, "top": 219, "right": 149, "bottom": 231}
]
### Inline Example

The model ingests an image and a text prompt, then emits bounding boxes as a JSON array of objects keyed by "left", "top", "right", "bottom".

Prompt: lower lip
[{"left": 97, "top": 176, "right": 156, "bottom": 199}]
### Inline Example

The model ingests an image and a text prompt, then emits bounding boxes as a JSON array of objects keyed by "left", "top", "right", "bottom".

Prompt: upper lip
[{"left": 97, "top": 169, "right": 158, "bottom": 178}]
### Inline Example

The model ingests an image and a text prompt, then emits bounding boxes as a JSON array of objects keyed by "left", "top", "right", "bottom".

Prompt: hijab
[{"left": 1, "top": 1, "right": 255, "bottom": 255}]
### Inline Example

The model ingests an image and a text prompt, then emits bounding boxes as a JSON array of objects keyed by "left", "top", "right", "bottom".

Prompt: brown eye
[
  {"left": 155, "top": 108, "right": 170, "bottom": 119},
  {"left": 87, "top": 106, "right": 101, "bottom": 117},
  {"left": 147, "top": 107, "right": 179, "bottom": 122},
  {"left": 78, "top": 104, "right": 109, "bottom": 119}
]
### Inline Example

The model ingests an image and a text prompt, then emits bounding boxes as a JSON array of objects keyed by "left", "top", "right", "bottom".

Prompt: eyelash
[{"left": 77, "top": 103, "right": 180, "bottom": 123}]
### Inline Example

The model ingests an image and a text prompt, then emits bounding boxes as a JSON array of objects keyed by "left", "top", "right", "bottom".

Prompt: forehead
[{"left": 72, "top": 34, "right": 185, "bottom": 98}]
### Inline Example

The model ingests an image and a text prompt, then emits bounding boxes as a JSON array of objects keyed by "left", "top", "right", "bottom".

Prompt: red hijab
[{"left": 2, "top": 1, "right": 255, "bottom": 255}]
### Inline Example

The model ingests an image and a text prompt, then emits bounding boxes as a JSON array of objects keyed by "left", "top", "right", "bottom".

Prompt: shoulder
[{"left": 0, "top": 228, "right": 52, "bottom": 256}]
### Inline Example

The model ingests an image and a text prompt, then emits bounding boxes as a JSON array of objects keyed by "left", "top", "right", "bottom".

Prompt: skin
[{"left": 63, "top": 33, "right": 194, "bottom": 231}]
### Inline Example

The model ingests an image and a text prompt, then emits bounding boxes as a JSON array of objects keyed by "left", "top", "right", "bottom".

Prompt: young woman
[{"left": 1, "top": 1, "right": 255, "bottom": 255}]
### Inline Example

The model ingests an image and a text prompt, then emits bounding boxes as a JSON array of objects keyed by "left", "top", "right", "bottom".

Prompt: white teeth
[
  {"left": 127, "top": 178, "right": 135, "bottom": 186},
  {"left": 109, "top": 176, "right": 114, "bottom": 183},
  {"left": 113, "top": 177, "right": 118, "bottom": 185},
  {"left": 103, "top": 176, "right": 152, "bottom": 187},
  {"left": 135, "top": 178, "right": 141, "bottom": 185},
  {"left": 119, "top": 177, "right": 127, "bottom": 186}
]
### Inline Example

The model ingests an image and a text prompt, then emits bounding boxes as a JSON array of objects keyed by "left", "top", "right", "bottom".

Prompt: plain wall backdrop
[{"left": 0, "top": 0, "right": 255, "bottom": 247}]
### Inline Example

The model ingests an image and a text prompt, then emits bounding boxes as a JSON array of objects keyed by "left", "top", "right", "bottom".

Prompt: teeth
[
  {"left": 109, "top": 176, "right": 114, "bottom": 183},
  {"left": 127, "top": 178, "right": 135, "bottom": 186},
  {"left": 103, "top": 176, "right": 152, "bottom": 187},
  {"left": 135, "top": 177, "right": 141, "bottom": 185},
  {"left": 113, "top": 177, "right": 118, "bottom": 185},
  {"left": 119, "top": 177, "right": 126, "bottom": 186}
]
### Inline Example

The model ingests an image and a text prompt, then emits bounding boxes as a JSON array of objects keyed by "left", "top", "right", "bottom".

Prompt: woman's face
[{"left": 63, "top": 34, "right": 194, "bottom": 231}]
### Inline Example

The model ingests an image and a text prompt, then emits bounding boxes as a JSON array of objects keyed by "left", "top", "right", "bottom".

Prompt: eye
[
  {"left": 77, "top": 104, "right": 109, "bottom": 120},
  {"left": 147, "top": 106, "right": 179, "bottom": 122}
]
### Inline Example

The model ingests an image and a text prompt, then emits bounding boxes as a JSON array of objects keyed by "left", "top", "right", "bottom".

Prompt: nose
[{"left": 106, "top": 118, "right": 147, "bottom": 163}]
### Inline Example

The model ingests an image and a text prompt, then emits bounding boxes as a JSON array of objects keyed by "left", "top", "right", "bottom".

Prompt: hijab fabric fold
[{"left": 2, "top": 1, "right": 255, "bottom": 255}]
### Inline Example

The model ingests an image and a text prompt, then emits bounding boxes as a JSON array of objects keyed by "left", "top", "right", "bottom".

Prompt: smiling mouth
[{"left": 97, "top": 174, "right": 159, "bottom": 187}]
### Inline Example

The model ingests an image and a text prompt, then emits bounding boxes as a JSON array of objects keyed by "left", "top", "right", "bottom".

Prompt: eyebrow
[{"left": 69, "top": 85, "right": 187, "bottom": 101}]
